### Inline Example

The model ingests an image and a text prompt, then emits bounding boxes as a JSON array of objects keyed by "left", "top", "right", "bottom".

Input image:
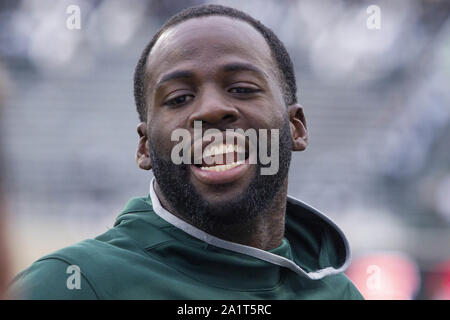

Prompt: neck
[{"left": 154, "top": 181, "right": 288, "bottom": 251}]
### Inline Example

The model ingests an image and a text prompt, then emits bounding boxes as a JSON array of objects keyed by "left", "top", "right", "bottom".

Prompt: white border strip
[{"left": 149, "top": 178, "right": 349, "bottom": 280}]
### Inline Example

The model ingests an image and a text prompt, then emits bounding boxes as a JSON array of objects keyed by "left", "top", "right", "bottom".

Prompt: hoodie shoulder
[
  {"left": 8, "top": 196, "right": 176, "bottom": 299},
  {"left": 8, "top": 256, "right": 99, "bottom": 300},
  {"left": 321, "top": 273, "right": 365, "bottom": 300},
  {"left": 285, "top": 196, "right": 351, "bottom": 278}
]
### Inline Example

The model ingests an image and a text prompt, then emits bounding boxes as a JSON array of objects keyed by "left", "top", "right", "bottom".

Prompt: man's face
[{"left": 141, "top": 16, "right": 299, "bottom": 226}]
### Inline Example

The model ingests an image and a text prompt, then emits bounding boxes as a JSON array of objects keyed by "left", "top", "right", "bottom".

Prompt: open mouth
[
  {"left": 195, "top": 143, "right": 248, "bottom": 172},
  {"left": 190, "top": 134, "right": 253, "bottom": 185}
]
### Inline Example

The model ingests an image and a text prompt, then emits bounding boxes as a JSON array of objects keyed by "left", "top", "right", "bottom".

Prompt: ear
[
  {"left": 135, "top": 122, "right": 152, "bottom": 170},
  {"left": 288, "top": 104, "right": 308, "bottom": 151}
]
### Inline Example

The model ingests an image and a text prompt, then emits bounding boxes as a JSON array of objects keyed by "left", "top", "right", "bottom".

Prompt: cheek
[
  {"left": 149, "top": 115, "right": 194, "bottom": 163},
  {"left": 148, "top": 122, "right": 178, "bottom": 157},
  {"left": 243, "top": 89, "right": 286, "bottom": 129},
  {"left": 244, "top": 105, "right": 285, "bottom": 130},
  {"left": 266, "top": 82, "right": 288, "bottom": 123}
]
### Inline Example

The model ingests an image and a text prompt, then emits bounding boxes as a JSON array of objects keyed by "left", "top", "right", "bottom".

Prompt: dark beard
[{"left": 149, "top": 120, "right": 292, "bottom": 231}]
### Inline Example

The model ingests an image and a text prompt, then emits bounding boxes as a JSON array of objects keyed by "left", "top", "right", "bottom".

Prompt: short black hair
[{"left": 134, "top": 4, "right": 297, "bottom": 122}]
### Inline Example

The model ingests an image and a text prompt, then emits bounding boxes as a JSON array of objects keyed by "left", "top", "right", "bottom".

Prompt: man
[{"left": 9, "top": 4, "right": 363, "bottom": 299}]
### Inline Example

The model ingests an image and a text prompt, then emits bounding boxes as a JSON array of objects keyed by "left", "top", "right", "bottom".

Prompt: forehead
[{"left": 145, "top": 15, "right": 276, "bottom": 86}]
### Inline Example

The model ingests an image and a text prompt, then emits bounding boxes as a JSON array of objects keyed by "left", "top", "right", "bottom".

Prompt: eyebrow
[
  {"left": 222, "top": 62, "right": 267, "bottom": 78},
  {"left": 156, "top": 70, "right": 194, "bottom": 88},
  {"left": 155, "top": 62, "right": 268, "bottom": 88}
]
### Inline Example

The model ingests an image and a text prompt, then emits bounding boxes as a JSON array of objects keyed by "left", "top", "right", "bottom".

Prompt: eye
[
  {"left": 164, "top": 94, "right": 194, "bottom": 107},
  {"left": 228, "top": 87, "right": 261, "bottom": 94}
]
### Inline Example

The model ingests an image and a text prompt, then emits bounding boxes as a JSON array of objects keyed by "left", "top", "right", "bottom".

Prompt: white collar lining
[{"left": 149, "top": 178, "right": 346, "bottom": 280}]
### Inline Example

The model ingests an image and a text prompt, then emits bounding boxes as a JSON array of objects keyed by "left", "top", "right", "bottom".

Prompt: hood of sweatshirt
[{"left": 114, "top": 178, "right": 351, "bottom": 282}]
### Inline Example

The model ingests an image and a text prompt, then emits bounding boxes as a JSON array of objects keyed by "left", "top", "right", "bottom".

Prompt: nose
[{"left": 188, "top": 86, "right": 239, "bottom": 130}]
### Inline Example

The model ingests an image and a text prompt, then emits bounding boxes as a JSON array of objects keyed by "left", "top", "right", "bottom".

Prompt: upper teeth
[{"left": 203, "top": 144, "right": 244, "bottom": 158}]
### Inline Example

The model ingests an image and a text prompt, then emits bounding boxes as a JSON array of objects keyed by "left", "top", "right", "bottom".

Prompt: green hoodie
[{"left": 9, "top": 180, "right": 363, "bottom": 300}]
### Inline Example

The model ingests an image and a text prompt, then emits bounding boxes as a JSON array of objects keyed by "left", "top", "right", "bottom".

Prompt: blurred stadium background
[{"left": 0, "top": 0, "right": 449, "bottom": 299}]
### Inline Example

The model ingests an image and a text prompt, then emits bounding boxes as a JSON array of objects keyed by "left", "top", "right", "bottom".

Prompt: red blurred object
[
  {"left": 426, "top": 259, "right": 450, "bottom": 300},
  {"left": 346, "top": 252, "right": 420, "bottom": 300}
]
